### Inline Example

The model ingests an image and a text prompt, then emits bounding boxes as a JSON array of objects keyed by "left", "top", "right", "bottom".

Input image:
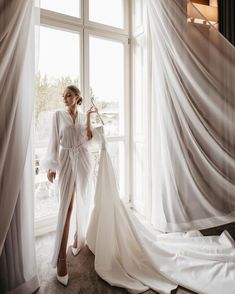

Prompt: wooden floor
[{"left": 35, "top": 222, "right": 235, "bottom": 294}]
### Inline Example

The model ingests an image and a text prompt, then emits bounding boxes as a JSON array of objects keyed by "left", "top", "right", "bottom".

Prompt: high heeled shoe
[
  {"left": 71, "top": 246, "right": 81, "bottom": 256},
  {"left": 57, "top": 258, "right": 69, "bottom": 286}
]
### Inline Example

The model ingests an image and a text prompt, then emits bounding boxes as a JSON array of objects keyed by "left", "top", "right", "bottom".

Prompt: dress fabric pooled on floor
[
  {"left": 87, "top": 126, "right": 235, "bottom": 294},
  {"left": 43, "top": 114, "right": 235, "bottom": 293}
]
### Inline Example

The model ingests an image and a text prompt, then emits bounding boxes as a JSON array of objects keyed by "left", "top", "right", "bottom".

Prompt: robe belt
[{"left": 61, "top": 144, "right": 86, "bottom": 175}]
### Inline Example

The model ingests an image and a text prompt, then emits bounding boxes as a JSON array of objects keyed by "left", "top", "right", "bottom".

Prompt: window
[
  {"left": 35, "top": 26, "right": 81, "bottom": 223},
  {"left": 35, "top": 1, "right": 130, "bottom": 235},
  {"left": 89, "top": 35, "right": 125, "bottom": 137},
  {"left": 87, "top": 33, "right": 128, "bottom": 197},
  {"left": 40, "top": 0, "right": 81, "bottom": 18},
  {"left": 89, "top": 0, "right": 125, "bottom": 29},
  {"left": 131, "top": 0, "right": 150, "bottom": 216}
]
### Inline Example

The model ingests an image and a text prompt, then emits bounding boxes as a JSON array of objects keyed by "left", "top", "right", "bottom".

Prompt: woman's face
[{"left": 63, "top": 88, "right": 79, "bottom": 107}]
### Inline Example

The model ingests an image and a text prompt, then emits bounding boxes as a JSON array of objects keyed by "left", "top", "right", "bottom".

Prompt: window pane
[
  {"left": 41, "top": 0, "right": 81, "bottom": 18},
  {"left": 35, "top": 147, "right": 59, "bottom": 220},
  {"left": 89, "top": 0, "right": 125, "bottom": 29},
  {"left": 89, "top": 35, "right": 125, "bottom": 136},
  {"left": 35, "top": 26, "right": 81, "bottom": 220}
]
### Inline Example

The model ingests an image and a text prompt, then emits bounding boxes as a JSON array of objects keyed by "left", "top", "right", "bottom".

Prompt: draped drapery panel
[
  {"left": 0, "top": 0, "right": 34, "bottom": 254},
  {"left": 0, "top": 0, "right": 39, "bottom": 293},
  {"left": 146, "top": 0, "right": 235, "bottom": 232}
]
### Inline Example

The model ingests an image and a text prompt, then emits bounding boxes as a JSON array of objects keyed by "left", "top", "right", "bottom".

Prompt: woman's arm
[{"left": 86, "top": 106, "right": 97, "bottom": 140}]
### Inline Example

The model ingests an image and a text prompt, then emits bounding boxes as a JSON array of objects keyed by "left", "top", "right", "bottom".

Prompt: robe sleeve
[
  {"left": 41, "top": 111, "right": 60, "bottom": 173},
  {"left": 80, "top": 110, "right": 104, "bottom": 148},
  {"left": 83, "top": 110, "right": 104, "bottom": 145}
]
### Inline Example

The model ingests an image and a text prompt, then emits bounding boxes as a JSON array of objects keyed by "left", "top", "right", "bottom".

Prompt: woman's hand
[
  {"left": 87, "top": 128, "right": 93, "bottom": 140},
  {"left": 87, "top": 106, "right": 98, "bottom": 115},
  {"left": 47, "top": 170, "right": 56, "bottom": 183}
]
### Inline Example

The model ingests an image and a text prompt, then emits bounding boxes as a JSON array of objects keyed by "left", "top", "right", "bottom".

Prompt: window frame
[
  {"left": 35, "top": 0, "right": 131, "bottom": 236},
  {"left": 84, "top": 0, "right": 129, "bottom": 35},
  {"left": 130, "top": 0, "right": 152, "bottom": 217},
  {"left": 84, "top": 29, "right": 130, "bottom": 202}
]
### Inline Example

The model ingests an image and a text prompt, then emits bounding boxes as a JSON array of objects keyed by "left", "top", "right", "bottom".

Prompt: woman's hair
[{"left": 66, "top": 85, "right": 82, "bottom": 105}]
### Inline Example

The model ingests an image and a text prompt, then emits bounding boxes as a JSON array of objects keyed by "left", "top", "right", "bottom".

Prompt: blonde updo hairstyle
[{"left": 66, "top": 85, "right": 82, "bottom": 105}]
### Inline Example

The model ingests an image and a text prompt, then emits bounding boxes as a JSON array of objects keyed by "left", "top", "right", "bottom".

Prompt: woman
[{"left": 42, "top": 85, "right": 97, "bottom": 286}]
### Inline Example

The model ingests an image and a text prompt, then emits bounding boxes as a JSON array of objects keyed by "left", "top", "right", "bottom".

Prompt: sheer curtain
[
  {"left": 0, "top": 0, "right": 39, "bottom": 292},
  {"left": 146, "top": 0, "right": 235, "bottom": 232}
]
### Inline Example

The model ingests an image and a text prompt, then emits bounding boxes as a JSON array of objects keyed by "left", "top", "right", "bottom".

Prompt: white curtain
[
  {"left": 146, "top": 0, "right": 235, "bottom": 232},
  {"left": 0, "top": 0, "right": 39, "bottom": 293}
]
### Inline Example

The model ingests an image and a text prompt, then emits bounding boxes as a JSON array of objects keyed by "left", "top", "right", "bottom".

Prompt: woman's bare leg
[
  {"left": 73, "top": 231, "right": 77, "bottom": 248},
  {"left": 57, "top": 191, "right": 75, "bottom": 276}
]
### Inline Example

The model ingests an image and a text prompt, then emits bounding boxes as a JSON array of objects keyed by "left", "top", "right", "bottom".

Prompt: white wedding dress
[
  {"left": 43, "top": 111, "right": 235, "bottom": 293},
  {"left": 87, "top": 127, "right": 235, "bottom": 294}
]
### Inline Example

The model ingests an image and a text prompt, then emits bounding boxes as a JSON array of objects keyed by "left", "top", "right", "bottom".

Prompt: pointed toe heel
[
  {"left": 71, "top": 247, "right": 81, "bottom": 256},
  {"left": 57, "top": 257, "right": 69, "bottom": 286},
  {"left": 57, "top": 273, "right": 69, "bottom": 286}
]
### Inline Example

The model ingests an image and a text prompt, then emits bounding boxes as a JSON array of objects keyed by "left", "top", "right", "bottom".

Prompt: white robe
[{"left": 42, "top": 109, "right": 95, "bottom": 268}]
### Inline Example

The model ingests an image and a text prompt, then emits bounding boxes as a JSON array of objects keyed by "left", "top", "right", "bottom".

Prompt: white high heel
[
  {"left": 57, "top": 258, "right": 69, "bottom": 286},
  {"left": 71, "top": 247, "right": 81, "bottom": 256},
  {"left": 57, "top": 273, "right": 69, "bottom": 286}
]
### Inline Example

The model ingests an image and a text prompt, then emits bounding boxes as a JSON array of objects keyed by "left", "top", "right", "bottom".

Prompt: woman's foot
[
  {"left": 71, "top": 231, "right": 80, "bottom": 256},
  {"left": 57, "top": 272, "right": 68, "bottom": 287},
  {"left": 71, "top": 247, "right": 81, "bottom": 256}
]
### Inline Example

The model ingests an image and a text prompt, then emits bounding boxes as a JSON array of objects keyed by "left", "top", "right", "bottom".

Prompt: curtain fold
[
  {"left": 218, "top": 0, "right": 235, "bottom": 46},
  {"left": 146, "top": 0, "right": 235, "bottom": 232},
  {"left": 0, "top": 0, "right": 33, "bottom": 254},
  {"left": 0, "top": 0, "right": 39, "bottom": 293}
]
